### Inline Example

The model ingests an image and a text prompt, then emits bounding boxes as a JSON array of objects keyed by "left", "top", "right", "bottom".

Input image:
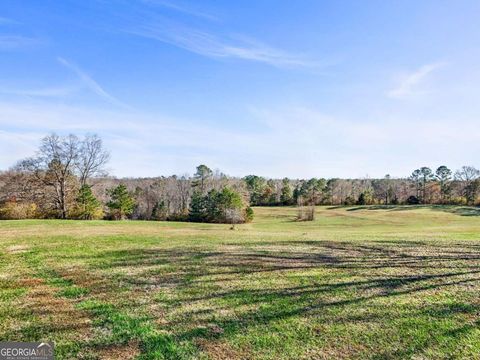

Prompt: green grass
[{"left": 1, "top": 205, "right": 480, "bottom": 359}]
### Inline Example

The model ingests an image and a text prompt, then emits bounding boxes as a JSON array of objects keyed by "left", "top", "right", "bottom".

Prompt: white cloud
[
  {"left": 128, "top": 22, "right": 318, "bottom": 69},
  {"left": 387, "top": 62, "right": 446, "bottom": 99},
  {"left": 57, "top": 57, "right": 130, "bottom": 108}
]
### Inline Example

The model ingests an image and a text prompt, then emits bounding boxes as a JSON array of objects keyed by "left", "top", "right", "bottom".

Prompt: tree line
[
  {"left": 0, "top": 133, "right": 479, "bottom": 221},
  {"left": 244, "top": 168, "right": 480, "bottom": 207},
  {"left": 0, "top": 134, "right": 252, "bottom": 222}
]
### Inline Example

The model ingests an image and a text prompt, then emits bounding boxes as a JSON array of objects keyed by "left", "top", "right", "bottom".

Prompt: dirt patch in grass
[
  {"left": 6, "top": 245, "right": 30, "bottom": 254},
  {"left": 55, "top": 266, "right": 112, "bottom": 296},
  {"left": 18, "top": 278, "right": 44, "bottom": 287},
  {"left": 96, "top": 341, "right": 140, "bottom": 360},
  {"left": 196, "top": 338, "right": 248, "bottom": 360}
]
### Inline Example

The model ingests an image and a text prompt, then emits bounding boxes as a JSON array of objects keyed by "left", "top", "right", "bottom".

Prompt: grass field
[{"left": 1, "top": 206, "right": 480, "bottom": 359}]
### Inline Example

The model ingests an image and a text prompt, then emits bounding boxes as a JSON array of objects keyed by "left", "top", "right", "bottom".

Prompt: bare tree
[
  {"left": 296, "top": 196, "right": 315, "bottom": 221},
  {"left": 177, "top": 175, "right": 191, "bottom": 215},
  {"left": 13, "top": 133, "right": 110, "bottom": 219},
  {"left": 455, "top": 166, "right": 480, "bottom": 205},
  {"left": 455, "top": 166, "right": 480, "bottom": 182},
  {"left": 17, "top": 134, "right": 80, "bottom": 219},
  {"left": 410, "top": 169, "right": 422, "bottom": 200},
  {"left": 372, "top": 175, "right": 394, "bottom": 205},
  {"left": 76, "top": 134, "right": 110, "bottom": 186}
]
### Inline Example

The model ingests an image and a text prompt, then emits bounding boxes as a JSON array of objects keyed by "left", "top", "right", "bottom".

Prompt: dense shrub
[
  {"left": 189, "top": 187, "right": 253, "bottom": 224},
  {"left": 357, "top": 191, "right": 374, "bottom": 205},
  {"left": 245, "top": 206, "right": 254, "bottom": 222},
  {"left": 0, "top": 201, "right": 38, "bottom": 220},
  {"left": 344, "top": 196, "right": 356, "bottom": 205},
  {"left": 167, "top": 212, "right": 189, "bottom": 222},
  {"left": 450, "top": 196, "right": 467, "bottom": 205},
  {"left": 407, "top": 196, "right": 420, "bottom": 205}
]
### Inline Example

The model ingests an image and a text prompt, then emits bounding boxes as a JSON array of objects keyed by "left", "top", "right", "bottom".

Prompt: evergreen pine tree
[
  {"left": 76, "top": 184, "right": 102, "bottom": 220},
  {"left": 106, "top": 184, "right": 135, "bottom": 220},
  {"left": 189, "top": 191, "right": 207, "bottom": 222}
]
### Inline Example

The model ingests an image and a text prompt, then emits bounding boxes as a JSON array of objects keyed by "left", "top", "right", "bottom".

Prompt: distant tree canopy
[
  {"left": 243, "top": 175, "right": 267, "bottom": 205},
  {"left": 0, "top": 133, "right": 479, "bottom": 221},
  {"left": 280, "top": 178, "right": 293, "bottom": 205}
]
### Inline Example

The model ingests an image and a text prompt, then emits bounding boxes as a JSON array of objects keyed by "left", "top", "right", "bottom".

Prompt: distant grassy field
[{"left": 1, "top": 206, "right": 480, "bottom": 359}]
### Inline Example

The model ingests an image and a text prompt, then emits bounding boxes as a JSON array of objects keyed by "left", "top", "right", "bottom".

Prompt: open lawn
[{"left": 1, "top": 206, "right": 480, "bottom": 359}]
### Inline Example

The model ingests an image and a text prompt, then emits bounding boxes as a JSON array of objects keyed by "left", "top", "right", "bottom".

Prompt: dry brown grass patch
[
  {"left": 196, "top": 338, "right": 248, "bottom": 360},
  {"left": 6, "top": 245, "right": 30, "bottom": 254},
  {"left": 16, "top": 278, "right": 93, "bottom": 340},
  {"left": 96, "top": 341, "right": 140, "bottom": 360}
]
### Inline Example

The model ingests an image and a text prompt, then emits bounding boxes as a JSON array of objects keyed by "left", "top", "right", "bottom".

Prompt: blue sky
[{"left": 1, "top": 0, "right": 479, "bottom": 178}]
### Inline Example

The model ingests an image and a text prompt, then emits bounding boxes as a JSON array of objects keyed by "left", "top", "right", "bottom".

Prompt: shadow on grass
[{"left": 71, "top": 238, "right": 480, "bottom": 358}]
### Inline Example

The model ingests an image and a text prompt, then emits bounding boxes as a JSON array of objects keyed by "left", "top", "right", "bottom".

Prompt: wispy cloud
[
  {"left": 0, "top": 35, "right": 42, "bottom": 50},
  {"left": 128, "top": 22, "right": 318, "bottom": 69},
  {"left": 1, "top": 99, "right": 479, "bottom": 178},
  {"left": 387, "top": 62, "right": 446, "bottom": 99},
  {"left": 142, "top": 0, "right": 218, "bottom": 21},
  {"left": 0, "top": 17, "right": 42, "bottom": 50},
  {"left": 57, "top": 57, "right": 129, "bottom": 108}
]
